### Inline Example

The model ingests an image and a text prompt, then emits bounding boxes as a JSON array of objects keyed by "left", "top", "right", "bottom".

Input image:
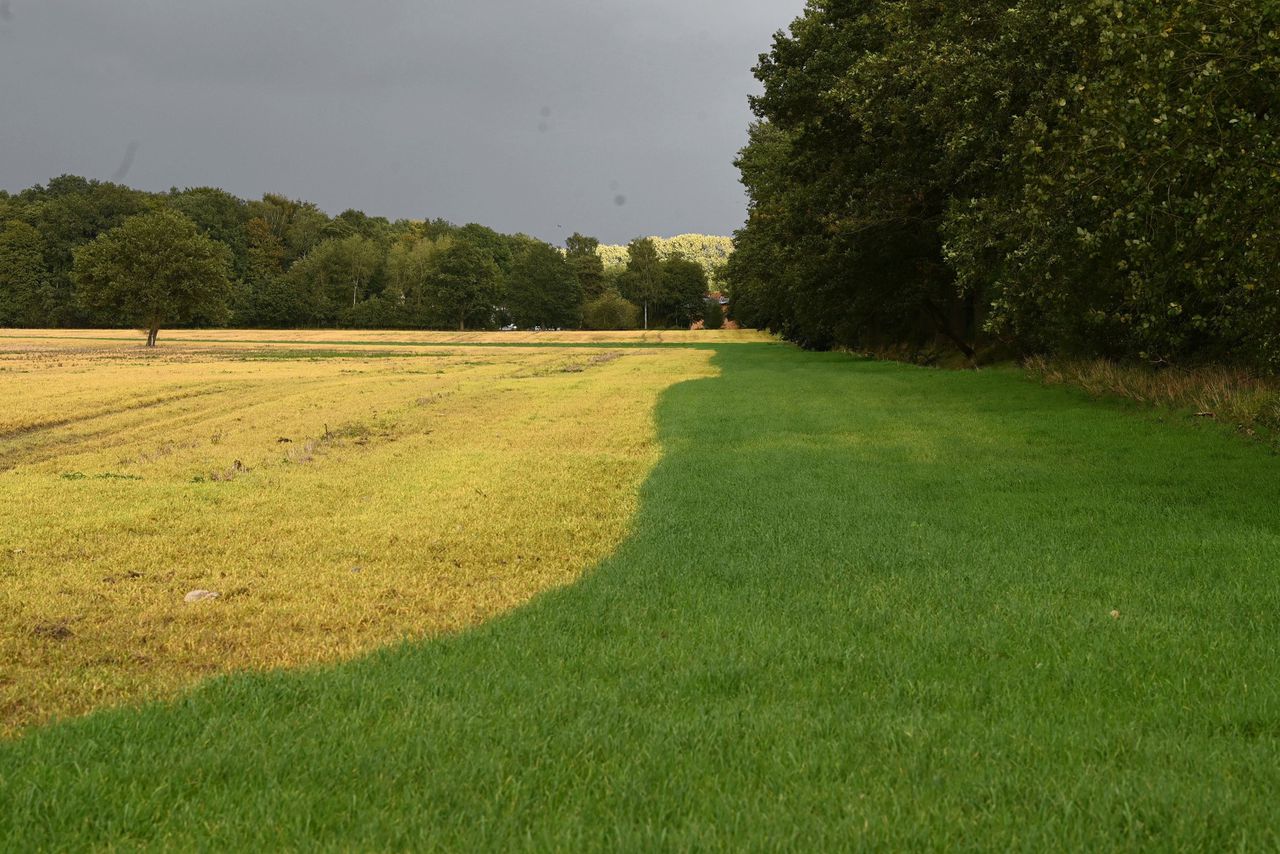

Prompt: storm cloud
[{"left": 0, "top": 0, "right": 805, "bottom": 243}]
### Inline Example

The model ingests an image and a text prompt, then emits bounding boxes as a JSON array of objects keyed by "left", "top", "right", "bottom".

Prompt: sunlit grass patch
[{"left": 0, "top": 336, "right": 714, "bottom": 732}]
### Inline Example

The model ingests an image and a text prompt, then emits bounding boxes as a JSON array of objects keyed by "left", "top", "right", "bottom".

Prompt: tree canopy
[
  {"left": 728, "top": 0, "right": 1280, "bottom": 368},
  {"left": 72, "top": 209, "right": 233, "bottom": 346},
  {"left": 425, "top": 241, "right": 501, "bottom": 331},
  {"left": 507, "top": 241, "right": 582, "bottom": 329},
  {"left": 0, "top": 174, "right": 731, "bottom": 333}
]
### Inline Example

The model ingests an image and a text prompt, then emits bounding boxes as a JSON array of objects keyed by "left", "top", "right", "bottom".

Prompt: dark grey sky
[{"left": 0, "top": 1, "right": 804, "bottom": 244}]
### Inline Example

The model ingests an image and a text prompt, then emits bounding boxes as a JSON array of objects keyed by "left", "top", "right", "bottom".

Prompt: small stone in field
[
  {"left": 184, "top": 590, "right": 220, "bottom": 604},
  {"left": 1110, "top": 609, "right": 1121, "bottom": 620}
]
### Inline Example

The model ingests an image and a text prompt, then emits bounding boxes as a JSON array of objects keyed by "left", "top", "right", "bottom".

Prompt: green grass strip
[{"left": 2, "top": 344, "right": 1279, "bottom": 849}]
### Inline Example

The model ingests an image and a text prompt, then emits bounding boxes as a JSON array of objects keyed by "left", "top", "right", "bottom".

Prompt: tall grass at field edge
[{"left": 1026, "top": 355, "right": 1280, "bottom": 443}]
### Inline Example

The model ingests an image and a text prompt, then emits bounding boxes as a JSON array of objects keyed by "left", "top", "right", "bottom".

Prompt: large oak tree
[{"left": 72, "top": 209, "right": 233, "bottom": 346}]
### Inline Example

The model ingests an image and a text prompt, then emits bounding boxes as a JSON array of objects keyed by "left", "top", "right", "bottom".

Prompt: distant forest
[
  {"left": 728, "top": 1, "right": 1279, "bottom": 369},
  {"left": 0, "top": 175, "right": 730, "bottom": 332}
]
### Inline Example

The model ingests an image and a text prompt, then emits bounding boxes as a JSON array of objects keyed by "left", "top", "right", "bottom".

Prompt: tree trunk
[
  {"left": 923, "top": 299, "right": 974, "bottom": 358},
  {"left": 458, "top": 314, "right": 465, "bottom": 332}
]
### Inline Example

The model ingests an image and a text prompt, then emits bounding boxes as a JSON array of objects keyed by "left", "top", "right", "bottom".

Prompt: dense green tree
[
  {"left": 565, "top": 233, "right": 607, "bottom": 299},
  {"left": 72, "top": 210, "right": 233, "bottom": 346},
  {"left": 425, "top": 241, "right": 501, "bottom": 331},
  {"left": 456, "top": 223, "right": 514, "bottom": 276},
  {"left": 248, "top": 194, "right": 330, "bottom": 265},
  {"left": 506, "top": 241, "right": 583, "bottom": 329},
  {"left": 323, "top": 208, "right": 392, "bottom": 243},
  {"left": 733, "top": 0, "right": 1280, "bottom": 367},
  {"left": 331, "top": 235, "right": 383, "bottom": 308},
  {"left": 619, "top": 238, "right": 663, "bottom": 329},
  {"left": 232, "top": 217, "right": 311, "bottom": 327},
  {"left": 283, "top": 235, "right": 383, "bottom": 323},
  {"left": 418, "top": 218, "right": 457, "bottom": 242},
  {"left": 582, "top": 291, "right": 640, "bottom": 330},
  {"left": 15, "top": 176, "right": 154, "bottom": 325},
  {"left": 166, "top": 187, "right": 251, "bottom": 278},
  {"left": 731, "top": 1, "right": 993, "bottom": 353},
  {"left": 0, "top": 220, "right": 48, "bottom": 326},
  {"left": 945, "top": 1, "right": 1280, "bottom": 366},
  {"left": 656, "top": 253, "right": 708, "bottom": 329},
  {"left": 385, "top": 234, "right": 454, "bottom": 326}
]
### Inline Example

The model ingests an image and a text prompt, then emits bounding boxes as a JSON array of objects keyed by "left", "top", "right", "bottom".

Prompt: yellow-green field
[
  {"left": 0, "top": 329, "right": 735, "bottom": 733},
  {"left": 4, "top": 327, "right": 771, "bottom": 348}
]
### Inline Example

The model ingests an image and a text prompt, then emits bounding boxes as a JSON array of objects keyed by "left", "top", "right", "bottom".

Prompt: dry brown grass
[
  {"left": 1025, "top": 355, "right": 1280, "bottom": 439},
  {"left": 0, "top": 331, "right": 718, "bottom": 733}
]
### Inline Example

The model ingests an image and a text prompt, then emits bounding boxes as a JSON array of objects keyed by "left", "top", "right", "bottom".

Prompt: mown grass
[
  {"left": 3, "top": 343, "right": 1280, "bottom": 849},
  {"left": 0, "top": 338, "right": 714, "bottom": 732}
]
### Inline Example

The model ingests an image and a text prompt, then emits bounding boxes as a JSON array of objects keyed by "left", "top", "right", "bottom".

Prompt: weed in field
[{"left": 208, "top": 459, "right": 250, "bottom": 482}]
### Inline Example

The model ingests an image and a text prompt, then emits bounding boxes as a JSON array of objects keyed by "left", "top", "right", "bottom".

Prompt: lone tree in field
[{"left": 73, "top": 209, "right": 233, "bottom": 346}]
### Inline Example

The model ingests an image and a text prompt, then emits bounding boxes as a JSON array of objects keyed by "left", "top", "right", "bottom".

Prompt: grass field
[
  {"left": 0, "top": 330, "right": 715, "bottom": 732},
  {"left": 3, "top": 332, "right": 1279, "bottom": 849}
]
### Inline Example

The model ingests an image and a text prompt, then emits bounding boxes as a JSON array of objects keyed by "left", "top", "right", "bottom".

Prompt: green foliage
[
  {"left": 166, "top": 187, "right": 251, "bottom": 278},
  {"left": 71, "top": 210, "right": 233, "bottom": 345},
  {"left": 12, "top": 175, "right": 154, "bottom": 326},
  {"left": 230, "top": 217, "right": 302, "bottom": 327},
  {"left": 946, "top": 1, "right": 1280, "bottom": 368},
  {"left": 618, "top": 238, "right": 663, "bottom": 327},
  {"left": 581, "top": 290, "right": 640, "bottom": 330},
  {"left": 384, "top": 234, "right": 455, "bottom": 326},
  {"left": 0, "top": 220, "right": 48, "bottom": 326},
  {"left": 506, "top": 241, "right": 582, "bottom": 329},
  {"left": 247, "top": 194, "right": 329, "bottom": 266},
  {"left": 424, "top": 241, "right": 501, "bottom": 330},
  {"left": 455, "top": 223, "right": 514, "bottom": 276},
  {"left": 337, "top": 295, "right": 408, "bottom": 330},
  {"left": 657, "top": 254, "right": 708, "bottom": 329},
  {"left": 323, "top": 208, "right": 393, "bottom": 243},
  {"left": 565, "top": 233, "right": 607, "bottom": 300},
  {"left": 0, "top": 175, "right": 595, "bottom": 332},
  {"left": 732, "top": 0, "right": 1280, "bottom": 367},
  {"left": 616, "top": 241, "right": 711, "bottom": 329}
]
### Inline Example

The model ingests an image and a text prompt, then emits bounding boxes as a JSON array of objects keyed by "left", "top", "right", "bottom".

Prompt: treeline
[
  {"left": 728, "top": 1, "right": 1280, "bottom": 369},
  {"left": 597, "top": 235, "right": 733, "bottom": 279},
  {"left": 0, "top": 175, "right": 723, "bottom": 332}
]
